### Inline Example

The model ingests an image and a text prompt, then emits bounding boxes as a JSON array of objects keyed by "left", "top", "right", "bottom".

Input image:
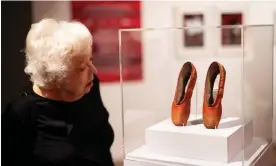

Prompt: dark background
[{"left": 2, "top": 1, "right": 32, "bottom": 111}]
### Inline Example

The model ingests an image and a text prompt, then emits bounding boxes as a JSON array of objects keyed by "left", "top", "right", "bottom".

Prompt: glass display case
[{"left": 119, "top": 25, "right": 274, "bottom": 166}]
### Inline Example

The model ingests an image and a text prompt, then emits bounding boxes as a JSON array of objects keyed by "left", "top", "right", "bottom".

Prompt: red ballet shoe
[
  {"left": 203, "top": 61, "right": 226, "bottom": 129},
  {"left": 172, "top": 62, "right": 197, "bottom": 126}
]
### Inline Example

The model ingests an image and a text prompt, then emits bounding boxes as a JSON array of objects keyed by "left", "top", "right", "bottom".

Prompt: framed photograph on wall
[
  {"left": 183, "top": 14, "right": 204, "bottom": 47},
  {"left": 214, "top": 2, "right": 247, "bottom": 55},
  {"left": 173, "top": 5, "right": 216, "bottom": 57},
  {"left": 221, "top": 13, "right": 243, "bottom": 46}
]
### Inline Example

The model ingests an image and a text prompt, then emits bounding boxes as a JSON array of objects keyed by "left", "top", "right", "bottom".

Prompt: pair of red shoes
[{"left": 171, "top": 61, "right": 226, "bottom": 129}]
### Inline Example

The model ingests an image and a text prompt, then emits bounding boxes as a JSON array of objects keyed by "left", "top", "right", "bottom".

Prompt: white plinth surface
[
  {"left": 125, "top": 138, "right": 270, "bottom": 166},
  {"left": 145, "top": 115, "right": 253, "bottom": 163}
]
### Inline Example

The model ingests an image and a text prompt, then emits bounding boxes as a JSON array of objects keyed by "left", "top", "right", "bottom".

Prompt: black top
[{"left": 1, "top": 75, "right": 114, "bottom": 166}]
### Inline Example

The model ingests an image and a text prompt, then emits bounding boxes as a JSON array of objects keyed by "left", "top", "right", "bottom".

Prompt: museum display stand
[{"left": 119, "top": 25, "right": 274, "bottom": 166}]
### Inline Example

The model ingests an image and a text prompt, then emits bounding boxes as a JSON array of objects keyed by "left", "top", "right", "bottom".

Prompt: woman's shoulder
[{"left": 2, "top": 85, "right": 38, "bottom": 120}]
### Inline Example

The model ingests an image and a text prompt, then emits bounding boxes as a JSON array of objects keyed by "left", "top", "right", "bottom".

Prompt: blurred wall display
[
  {"left": 183, "top": 14, "right": 204, "bottom": 47},
  {"left": 71, "top": 1, "right": 143, "bottom": 82},
  {"left": 221, "top": 13, "right": 243, "bottom": 46},
  {"left": 173, "top": 5, "right": 213, "bottom": 57}
]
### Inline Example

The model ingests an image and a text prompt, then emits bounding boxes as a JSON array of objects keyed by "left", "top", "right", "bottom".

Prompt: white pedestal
[
  {"left": 145, "top": 115, "right": 253, "bottom": 163},
  {"left": 124, "top": 138, "right": 270, "bottom": 166}
]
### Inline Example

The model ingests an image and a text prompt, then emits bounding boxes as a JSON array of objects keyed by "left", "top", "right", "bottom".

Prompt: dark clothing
[{"left": 1, "top": 75, "right": 114, "bottom": 166}]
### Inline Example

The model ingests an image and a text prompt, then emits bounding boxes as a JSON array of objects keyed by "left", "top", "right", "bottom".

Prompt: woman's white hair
[{"left": 24, "top": 18, "right": 92, "bottom": 88}]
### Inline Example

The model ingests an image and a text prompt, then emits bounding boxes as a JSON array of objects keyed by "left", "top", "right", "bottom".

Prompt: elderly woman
[{"left": 2, "top": 18, "right": 114, "bottom": 166}]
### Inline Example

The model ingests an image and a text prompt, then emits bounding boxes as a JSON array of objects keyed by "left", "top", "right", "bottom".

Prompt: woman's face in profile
[{"left": 63, "top": 54, "right": 97, "bottom": 98}]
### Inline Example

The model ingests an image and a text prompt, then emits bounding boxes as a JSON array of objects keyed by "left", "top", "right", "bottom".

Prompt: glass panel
[
  {"left": 242, "top": 25, "right": 274, "bottom": 166},
  {"left": 119, "top": 25, "right": 273, "bottom": 166}
]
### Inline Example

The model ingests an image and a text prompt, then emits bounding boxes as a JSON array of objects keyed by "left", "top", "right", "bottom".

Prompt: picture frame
[
  {"left": 183, "top": 14, "right": 204, "bottom": 48},
  {"left": 221, "top": 13, "right": 243, "bottom": 46},
  {"left": 173, "top": 5, "right": 215, "bottom": 58},
  {"left": 214, "top": 2, "right": 248, "bottom": 55}
]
